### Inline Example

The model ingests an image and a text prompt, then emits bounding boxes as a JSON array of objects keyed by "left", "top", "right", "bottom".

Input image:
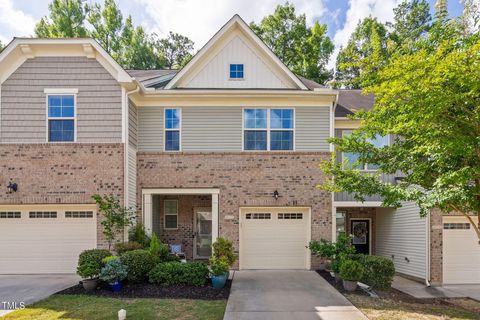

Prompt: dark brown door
[{"left": 350, "top": 219, "right": 370, "bottom": 254}]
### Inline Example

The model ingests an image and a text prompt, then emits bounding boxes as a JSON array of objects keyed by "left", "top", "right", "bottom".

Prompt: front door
[
  {"left": 194, "top": 207, "right": 212, "bottom": 258},
  {"left": 350, "top": 219, "right": 370, "bottom": 254}
]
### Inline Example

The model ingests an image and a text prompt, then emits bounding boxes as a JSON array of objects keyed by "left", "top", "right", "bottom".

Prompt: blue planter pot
[
  {"left": 109, "top": 281, "right": 122, "bottom": 292},
  {"left": 211, "top": 274, "right": 227, "bottom": 289}
]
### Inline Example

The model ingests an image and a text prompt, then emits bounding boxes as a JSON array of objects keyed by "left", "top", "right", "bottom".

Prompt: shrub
[
  {"left": 128, "top": 223, "right": 151, "bottom": 248},
  {"left": 120, "top": 249, "right": 155, "bottom": 283},
  {"left": 149, "top": 262, "right": 209, "bottom": 286},
  {"left": 212, "top": 237, "right": 236, "bottom": 266},
  {"left": 209, "top": 256, "right": 229, "bottom": 276},
  {"left": 99, "top": 259, "right": 128, "bottom": 284},
  {"left": 339, "top": 259, "right": 364, "bottom": 281},
  {"left": 308, "top": 239, "right": 336, "bottom": 259},
  {"left": 77, "top": 249, "right": 111, "bottom": 279},
  {"left": 149, "top": 233, "right": 170, "bottom": 263},
  {"left": 102, "top": 255, "right": 119, "bottom": 264},
  {"left": 114, "top": 241, "right": 143, "bottom": 255},
  {"left": 358, "top": 255, "right": 395, "bottom": 290}
]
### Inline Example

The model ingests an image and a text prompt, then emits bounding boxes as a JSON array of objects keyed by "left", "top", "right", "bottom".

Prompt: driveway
[
  {"left": 224, "top": 270, "right": 367, "bottom": 320},
  {"left": 0, "top": 274, "right": 80, "bottom": 316}
]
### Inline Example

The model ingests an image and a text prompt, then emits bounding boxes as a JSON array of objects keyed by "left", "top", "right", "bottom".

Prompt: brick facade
[
  {"left": 339, "top": 207, "right": 376, "bottom": 255},
  {"left": 0, "top": 143, "right": 125, "bottom": 248},
  {"left": 137, "top": 152, "right": 332, "bottom": 269}
]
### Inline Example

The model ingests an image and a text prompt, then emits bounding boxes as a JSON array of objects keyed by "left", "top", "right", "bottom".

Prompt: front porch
[{"left": 142, "top": 188, "right": 220, "bottom": 260}]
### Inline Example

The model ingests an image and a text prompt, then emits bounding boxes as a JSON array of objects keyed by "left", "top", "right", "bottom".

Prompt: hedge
[{"left": 149, "top": 262, "right": 209, "bottom": 286}]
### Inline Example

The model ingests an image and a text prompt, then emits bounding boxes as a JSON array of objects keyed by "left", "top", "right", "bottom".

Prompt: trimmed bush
[
  {"left": 149, "top": 233, "right": 170, "bottom": 263},
  {"left": 77, "top": 249, "right": 111, "bottom": 279},
  {"left": 114, "top": 241, "right": 143, "bottom": 255},
  {"left": 357, "top": 255, "right": 395, "bottom": 290},
  {"left": 120, "top": 249, "right": 155, "bottom": 283},
  {"left": 128, "top": 223, "right": 151, "bottom": 248},
  {"left": 339, "top": 259, "right": 364, "bottom": 281},
  {"left": 149, "top": 262, "right": 209, "bottom": 286}
]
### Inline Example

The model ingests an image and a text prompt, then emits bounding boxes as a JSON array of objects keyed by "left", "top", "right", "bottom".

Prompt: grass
[
  {"left": 347, "top": 294, "right": 480, "bottom": 320},
  {"left": 1, "top": 295, "right": 227, "bottom": 320}
]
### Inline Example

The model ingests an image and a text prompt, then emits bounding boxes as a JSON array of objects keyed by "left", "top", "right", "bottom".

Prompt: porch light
[
  {"left": 273, "top": 190, "right": 279, "bottom": 200},
  {"left": 7, "top": 181, "right": 18, "bottom": 193}
]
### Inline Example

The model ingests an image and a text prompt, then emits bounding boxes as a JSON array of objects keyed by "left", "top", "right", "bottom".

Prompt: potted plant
[
  {"left": 209, "top": 257, "right": 229, "bottom": 289},
  {"left": 77, "top": 249, "right": 111, "bottom": 291},
  {"left": 307, "top": 239, "right": 335, "bottom": 270},
  {"left": 211, "top": 237, "right": 237, "bottom": 278},
  {"left": 339, "top": 259, "right": 364, "bottom": 292},
  {"left": 99, "top": 258, "right": 128, "bottom": 292}
]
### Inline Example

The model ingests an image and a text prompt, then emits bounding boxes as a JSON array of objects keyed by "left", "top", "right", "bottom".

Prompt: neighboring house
[{"left": 0, "top": 15, "right": 477, "bottom": 285}]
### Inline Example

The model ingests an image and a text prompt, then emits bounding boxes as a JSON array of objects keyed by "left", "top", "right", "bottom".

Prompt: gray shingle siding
[{"left": 0, "top": 56, "right": 122, "bottom": 143}]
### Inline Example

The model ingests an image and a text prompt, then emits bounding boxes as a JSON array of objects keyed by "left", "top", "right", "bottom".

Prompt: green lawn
[{"left": 2, "top": 295, "right": 227, "bottom": 320}]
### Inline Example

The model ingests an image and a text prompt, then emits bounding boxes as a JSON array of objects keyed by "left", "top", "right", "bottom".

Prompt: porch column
[
  {"left": 212, "top": 193, "right": 219, "bottom": 243},
  {"left": 143, "top": 193, "right": 153, "bottom": 236}
]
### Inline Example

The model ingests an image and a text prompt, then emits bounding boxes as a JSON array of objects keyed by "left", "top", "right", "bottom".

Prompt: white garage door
[
  {"left": 240, "top": 207, "right": 310, "bottom": 269},
  {"left": 0, "top": 205, "right": 97, "bottom": 274},
  {"left": 443, "top": 216, "right": 480, "bottom": 284}
]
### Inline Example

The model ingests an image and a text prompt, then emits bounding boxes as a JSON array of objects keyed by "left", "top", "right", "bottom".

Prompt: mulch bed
[{"left": 56, "top": 278, "right": 231, "bottom": 300}]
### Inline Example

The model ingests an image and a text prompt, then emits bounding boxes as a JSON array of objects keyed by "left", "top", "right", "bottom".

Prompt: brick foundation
[
  {"left": 137, "top": 152, "right": 332, "bottom": 269},
  {"left": 0, "top": 143, "right": 125, "bottom": 248}
]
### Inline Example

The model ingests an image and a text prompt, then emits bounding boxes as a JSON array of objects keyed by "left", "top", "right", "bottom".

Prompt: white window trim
[
  {"left": 45, "top": 91, "right": 77, "bottom": 143},
  {"left": 341, "top": 130, "right": 390, "bottom": 171},
  {"left": 164, "top": 199, "right": 179, "bottom": 230},
  {"left": 242, "top": 107, "right": 295, "bottom": 152},
  {"left": 163, "top": 108, "right": 182, "bottom": 152},
  {"left": 228, "top": 63, "right": 245, "bottom": 81}
]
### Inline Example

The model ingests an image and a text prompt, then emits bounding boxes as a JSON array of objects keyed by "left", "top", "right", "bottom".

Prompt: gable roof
[{"left": 165, "top": 15, "right": 308, "bottom": 90}]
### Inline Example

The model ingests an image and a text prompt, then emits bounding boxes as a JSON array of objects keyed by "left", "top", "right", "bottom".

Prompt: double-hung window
[
  {"left": 243, "top": 108, "right": 294, "bottom": 151},
  {"left": 164, "top": 199, "right": 178, "bottom": 229},
  {"left": 47, "top": 94, "right": 75, "bottom": 142},
  {"left": 164, "top": 108, "right": 181, "bottom": 151},
  {"left": 342, "top": 130, "right": 389, "bottom": 170}
]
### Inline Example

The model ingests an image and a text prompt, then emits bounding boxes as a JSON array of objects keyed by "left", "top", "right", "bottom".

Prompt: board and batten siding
[
  {"left": 376, "top": 203, "right": 426, "bottom": 279},
  {"left": 184, "top": 35, "right": 291, "bottom": 89},
  {"left": 137, "top": 106, "right": 330, "bottom": 152},
  {"left": 127, "top": 146, "right": 137, "bottom": 209},
  {"left": 128, "top": 100, "right": 138, "bottom": 149},
  {"left": 0, "top": 56, "right": 122, "bottom": 143}
]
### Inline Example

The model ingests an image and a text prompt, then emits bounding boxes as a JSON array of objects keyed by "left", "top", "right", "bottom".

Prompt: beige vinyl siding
[
  {"left": 376, "top": 203, "right": 426, "bottom": 279},
  {"left": 127, "top": 146, "right": 137, "bottom": 209},
  {"left": 182, "top": 106, "right": 242, "bottom": 151},
  {"left": 128, "top": 100, "right": 138, "bottom": 148},
  {"left": 137, "top": 106, "right": 163, "bottom": 151},
  {"left": 137, "top": 106, "right": 331, "bottom": 152},
  {"left": 185, "top": 35, "right": 291, "bottom": 89},
  {"left": 0, "top": 56, "right": 122, "bottom": 143},
  {"left": 295, "top": 106, "right": 330, "bottom": 151}
]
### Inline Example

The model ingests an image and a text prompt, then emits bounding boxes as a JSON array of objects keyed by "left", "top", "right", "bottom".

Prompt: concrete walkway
[
  {"left": 0, "top": 274, "right": 80, "bottom": 316},
  {"left": 224, "top": 270, "right": 367, "bottom": 320},
  {"left": 392, "top": 276, "right": 480, "bottom": 301}
]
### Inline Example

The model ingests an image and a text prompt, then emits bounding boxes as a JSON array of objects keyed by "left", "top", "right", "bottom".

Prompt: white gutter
[{"left": 425, "top": 212, "right": 431, "bottom": 286}]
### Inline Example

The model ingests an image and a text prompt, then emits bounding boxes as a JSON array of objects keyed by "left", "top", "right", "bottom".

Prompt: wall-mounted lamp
[
  {"left": 7, "top": 181, "right": 18, "bottom": 193},
  {"left": 273, "top": 190, "right": 279, "bottom": 200}
]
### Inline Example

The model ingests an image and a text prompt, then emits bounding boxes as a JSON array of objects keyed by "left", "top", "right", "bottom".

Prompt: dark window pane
[
  {"left": 165, "top": 215, "right": 178, "bottom": 228},
  {"left": 271, "top": 131, "right": 293, "bottom": 150},
  {"left": 165, "top": 131, "right": 180, "bottom": 151},
  {"left": 49, "top": 120, "right": 74, "bottom": 142},
  {"left": 244, "top": 131, "right": 267, "bottom": 150},
  {"left": 165, "top": 109, "right": 180, "bottom": 129}
]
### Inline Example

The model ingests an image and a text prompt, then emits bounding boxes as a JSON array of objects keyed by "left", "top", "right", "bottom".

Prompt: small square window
[{"left": 229, "top": 64, "right": 244, "bottom": 79}]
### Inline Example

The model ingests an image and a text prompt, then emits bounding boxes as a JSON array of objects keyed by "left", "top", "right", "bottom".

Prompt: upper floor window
[
  {"left": 229, "top": 64, "right": 244, "bottom": 79},
  {"left": 243, "top": 108, "right": 294, "bottom": 151},
  {"left": 47, "top": 95, "right": 75, "bottom": 142},
  {"left": 164, "top": 108, "right": 181, "bottom": 151},
  {"left": 342, "top": 130, "right": 389, "bottom": 170}
]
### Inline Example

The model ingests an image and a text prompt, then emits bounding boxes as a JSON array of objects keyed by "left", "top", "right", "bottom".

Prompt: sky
[{"left": 0, "top": 0, "right": 465, "bottom": 68}]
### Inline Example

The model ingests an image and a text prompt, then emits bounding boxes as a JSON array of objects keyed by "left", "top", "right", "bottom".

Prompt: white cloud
[
  {"left": 133, "top": 0, "right": 327, "bottom": 49},
  {"left": 328, "top": 0, "right": 402, "bottom": 68},
  {"left": 0, "top": 0, "right": 36, "bottom": 44}
]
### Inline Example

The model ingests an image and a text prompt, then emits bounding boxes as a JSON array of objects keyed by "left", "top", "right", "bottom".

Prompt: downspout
[
  {"left": 425, "top": 211, "right": 431, "bottom": 286},
  {"left": 123, "top": 82, "right": 140, "bottom": 242}
]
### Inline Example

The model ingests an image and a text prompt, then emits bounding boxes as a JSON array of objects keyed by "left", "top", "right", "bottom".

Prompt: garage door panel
[
  {"left": 0, "top": 207, "right": 96, "bottom": 274},
  {"left": 240, "top": 208, "right": 310, "bottom": 270}
]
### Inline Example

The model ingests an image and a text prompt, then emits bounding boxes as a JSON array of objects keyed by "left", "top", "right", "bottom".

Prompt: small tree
[{"left": 93, "top": 194, "right": 134, "bottom": 250}]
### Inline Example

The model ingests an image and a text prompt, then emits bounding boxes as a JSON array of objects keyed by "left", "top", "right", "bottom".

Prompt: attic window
[{"left": 229, "top": 64, "right": 244, "bottom": 79}]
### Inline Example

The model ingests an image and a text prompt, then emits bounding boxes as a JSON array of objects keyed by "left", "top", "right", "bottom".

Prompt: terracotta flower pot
[
  {"left": 342, "top": 280, "right": 358, "bottom": 292},
  {"left": 82, "top": 278, "right": 98, "bottom": 291}
]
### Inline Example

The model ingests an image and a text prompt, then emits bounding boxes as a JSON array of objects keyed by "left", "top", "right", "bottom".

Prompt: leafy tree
[
  {"left": 35, "top": 0, "right": 88, "bottom": 38},
  {"left": 335, "top": 17, "right": 389, "bottom": 88},
  {"left": 87, "top": 0, "right": 123, "bottom": 59},
  {"left": 157, "top": 32, "right": 194, "bottom": 69},
  {"left": 320, "top": 15, "right": 480, "bottom": 242},
  {"left": 250, "top": 2, "right": 334, "bottom": 84},
  {"left": 93, "top": 194, "right": 134, "bottom": 250},
  {"left": 388, "top": 0, "right": 431, "bottom": 48}
]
